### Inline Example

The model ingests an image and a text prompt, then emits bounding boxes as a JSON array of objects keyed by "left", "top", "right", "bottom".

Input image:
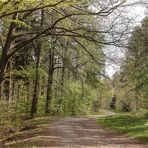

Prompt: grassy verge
[
  {"left": 97, "top": 114, "right": 148, "bottom": 144},
  {"left": 0, "top": 117, "right": 52, "bottom": 147}
]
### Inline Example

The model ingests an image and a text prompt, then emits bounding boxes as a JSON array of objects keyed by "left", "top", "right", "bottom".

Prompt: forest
[{"left": 0, "top": 0, "right": 148, "bottom": 147}]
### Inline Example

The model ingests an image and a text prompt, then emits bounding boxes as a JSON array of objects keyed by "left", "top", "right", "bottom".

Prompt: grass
[
  {"left": 24, "top": 117, "right": 52, "bottom": 127},
  {"left": 1, "top": 117, "right": 52, "bottom": 147},
  {"left": 97, "top": 114, "right": 148, "bottom": 144}
]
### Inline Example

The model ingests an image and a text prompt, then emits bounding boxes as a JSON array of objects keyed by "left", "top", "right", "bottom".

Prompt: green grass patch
[{"left": 97, "top": 114, "right": 148, "bottom": 143}]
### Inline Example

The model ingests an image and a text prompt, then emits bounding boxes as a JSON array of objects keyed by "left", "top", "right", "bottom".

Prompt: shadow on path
[{"left": 6, "top": 115, "right": 148, "bottom": 148}]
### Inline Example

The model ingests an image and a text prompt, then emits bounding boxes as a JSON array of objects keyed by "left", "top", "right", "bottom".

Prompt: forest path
[{"left": 7, "top": 114, "right": 148, "bottom": 148}]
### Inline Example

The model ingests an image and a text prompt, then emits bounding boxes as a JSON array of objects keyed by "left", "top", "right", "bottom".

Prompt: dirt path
[{"left": 7, "top": 116, "right": 148, "bottom": 148}]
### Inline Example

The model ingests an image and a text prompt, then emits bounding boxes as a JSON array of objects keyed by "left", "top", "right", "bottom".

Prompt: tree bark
[
  {"left": 45, "top": 47, "right": 54, "bottom": 113},
  {"left": 30, "top": 42, "right": 41, "bottom": 118},
  {"left": 0, "top": 13, "right": 17, "bottom": 99}
]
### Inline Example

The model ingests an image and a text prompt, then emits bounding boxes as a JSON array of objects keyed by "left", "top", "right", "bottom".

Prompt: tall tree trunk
[
  {"left": 0, "top": 82, "right": 3, "bottom": 100},
  {"left": 54, "top": 57, "right": 60, "bottom": 100},
  {"left": 61, "top": 46, "right": 67, "bottom": 91},
  {"left": 30, "top": 7, "right": 44, "bottom": 117},
  {"left": 30, "top": 42, "right": 41, "bottom": 118},
  {"left": 45, "top": 47, "right": 54, "bottom": 113},
  {"left": 0, "top": 13, "right": 17, "bottom": 99},
  {"left": 8, "top": 61, "right": 13, "bottom": 101}
]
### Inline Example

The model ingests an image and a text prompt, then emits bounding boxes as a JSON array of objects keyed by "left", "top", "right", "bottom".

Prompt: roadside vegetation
[
  {"left": 97, "top": 113, "right": 148, "bottom": 144},
  {"left": 0, "top": 0, "right": 148, "bottom": 146},
  {"left": 0, "top": 117, "right": 52, "bottom": 147}
]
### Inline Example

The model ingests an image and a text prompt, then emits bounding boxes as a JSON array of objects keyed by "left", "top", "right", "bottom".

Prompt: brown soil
[{"left": 6, "top": 116, "right": 148, "bottom": 148}]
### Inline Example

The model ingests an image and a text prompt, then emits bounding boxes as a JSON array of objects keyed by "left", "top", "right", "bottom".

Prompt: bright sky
[{"left": 105, "top": 1, "right": 146, "bottom": 78}]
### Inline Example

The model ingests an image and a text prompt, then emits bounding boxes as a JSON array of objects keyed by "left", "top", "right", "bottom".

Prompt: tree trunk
[
  {"left": 8, "top": 61, "right": 13, "bottom": 101},
  {"left": 61, "top": 46, "right": 67, "bottom": 91},
  {"left": 0, "top": 14, "right": 17, "bottom": 99},
  {"left": 0, "top": 83, "right": 2, "bottom": 100},
  {"left": 45, "top": 47, "right": 54, "bottom": 113},
  {"left": 30, "top": 42, "right": 41, "bottom": 118}
]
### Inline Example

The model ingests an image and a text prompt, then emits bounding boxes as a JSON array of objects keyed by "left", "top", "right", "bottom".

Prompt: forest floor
[{"left": 4, "top": 111, "right": 148, "bottom": 148}]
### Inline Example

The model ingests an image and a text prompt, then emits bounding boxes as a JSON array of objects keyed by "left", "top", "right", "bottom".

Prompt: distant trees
[
  {"left": 112, "top": 17, "right": 148, "bottom": 111},
  {"left": 110, "top": 95, "right": 116, "bottom": 109},
  {"left": 0, "top": 0, "right": 132, "bottom": 120},
  {"left": 127, "top": 17, "right": 148, "bottom": 89},
  {"left": 126, "top": 17, "right": 148, "bottom": 110}
]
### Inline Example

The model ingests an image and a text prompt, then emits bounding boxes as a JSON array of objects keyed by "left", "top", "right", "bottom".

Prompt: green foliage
[
  {"left": 7, "top": 19, "right": 31, "bottom": 29},
  {"left": 51, "top": 81, "right": 99, "bottom": 115},
  {"left": 0, "top": 101, "right": 25, "bottom": 130},
  {"left": 0, "top": 0, "right": 107, "bottom": 139},
  {"left": 97, "top": 114, "right": 148, "bottom": 143},
  {"left": 98, "top": 79, "right": 114, "bottom": 109},
  {"left": 110, "top": 95, "right": 116, "bottom": 109},
  {"left": 37, "top": 95, "right": 47, "bottom": 116},
  {"left": 118, "top": 17, "right": 148, "bottom": 111},
  {"left": 121, "top": 102, "right": 131, "bottom": 112}
]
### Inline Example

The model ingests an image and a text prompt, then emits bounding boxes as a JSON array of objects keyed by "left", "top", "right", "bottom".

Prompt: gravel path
[{"left": 7, "top": 116, "right": 148, "bottom": 148}]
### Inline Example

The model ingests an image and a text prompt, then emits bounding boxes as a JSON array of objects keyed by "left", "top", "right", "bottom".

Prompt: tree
[
  {"left": 0, "top": 0, "right": 127, "bottom": 87},
  {"left": 0, "top": 0, "right": 131, "bottom": 118},
  {"left": 118, "top": 17, "right": 148, "bottom": 111}
]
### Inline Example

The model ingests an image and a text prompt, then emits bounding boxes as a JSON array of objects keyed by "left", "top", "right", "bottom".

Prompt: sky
[{"left": 105, "top": 0, "right": 146, "bottom": 78}]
